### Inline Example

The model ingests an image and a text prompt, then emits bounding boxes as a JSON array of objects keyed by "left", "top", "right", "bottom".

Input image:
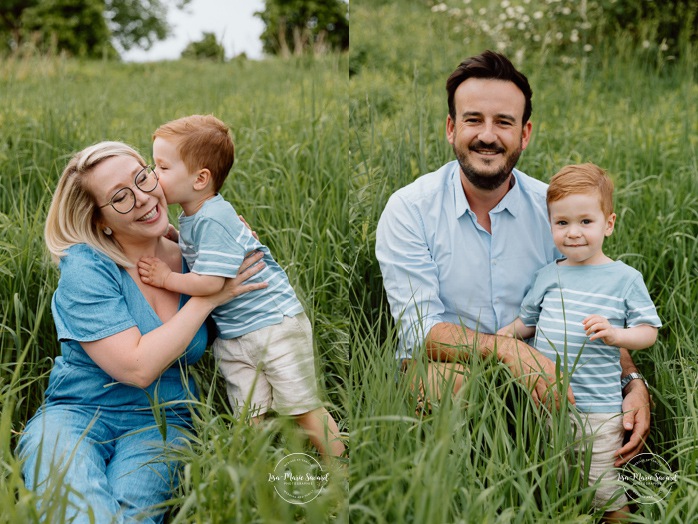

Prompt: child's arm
[
  {"left": 138, "top": 256, "right": 225, "bottom": 296},
  {"left": 583, "top": 314, "right": 658, "bottom": 350},
  {"left": 497, "top": 317, "right": 536, "bottom": 340}
]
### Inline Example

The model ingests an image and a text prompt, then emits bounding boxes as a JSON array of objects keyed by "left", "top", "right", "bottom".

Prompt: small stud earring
[{"left": 104, "top": 227, "right": 112, "bottom": 236}]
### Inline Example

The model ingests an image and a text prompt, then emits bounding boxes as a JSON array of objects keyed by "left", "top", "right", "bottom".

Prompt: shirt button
[{"left": 492, "top": 259, "right": 497, "bottom": 265}]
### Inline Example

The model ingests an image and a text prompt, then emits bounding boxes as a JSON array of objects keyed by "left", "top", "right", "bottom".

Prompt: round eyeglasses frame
[{"left": 98, "top": 165, "right": 159, "bottom": 214}]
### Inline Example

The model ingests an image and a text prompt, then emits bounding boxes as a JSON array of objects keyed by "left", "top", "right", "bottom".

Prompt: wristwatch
[{"left": 620, "top": 372, "right": 649, "bottom": 391}]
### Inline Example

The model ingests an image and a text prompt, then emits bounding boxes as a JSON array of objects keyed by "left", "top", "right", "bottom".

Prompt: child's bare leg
[
  {"left": 603, "top": 505, "right": 630, "bottom": 523},
  {"left": 250, "top": 412, "right": 267, "bottom": 426},
  {"left": 294, "top": 407, "right": 345, "bottom": 457}
]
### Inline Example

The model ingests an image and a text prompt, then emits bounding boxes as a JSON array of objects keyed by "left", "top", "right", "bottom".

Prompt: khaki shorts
[
  {"left": 569, "top": 411, "right": 628, "bottom": 511},
  {"left": 212, "top": 313, "right": 322, "bottom": 418}
]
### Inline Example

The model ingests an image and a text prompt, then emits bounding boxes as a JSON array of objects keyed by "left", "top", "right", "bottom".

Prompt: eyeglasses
[{"left": 99, "top": 166, "right": 159, "bottom": 214}]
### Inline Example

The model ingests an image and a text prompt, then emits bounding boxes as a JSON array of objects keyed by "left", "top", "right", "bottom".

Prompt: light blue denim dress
[{"left": 17, "top": 244, "right": 208, "bottom": 523}]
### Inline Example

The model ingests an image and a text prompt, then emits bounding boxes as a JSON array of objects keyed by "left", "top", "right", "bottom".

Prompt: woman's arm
[{"left": 82, "top": 251, "right": 267, "bottom": 388}]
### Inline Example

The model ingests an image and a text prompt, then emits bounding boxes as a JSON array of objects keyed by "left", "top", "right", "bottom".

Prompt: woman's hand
[
  {"left": 238, "top": 214, "right": 259, "bottom": 241},
  {"left": 164, "top": 224, "right": 179, "bottom": 243},
  {"left": 206, "top": 250, "right": 268, "bottom": 307}
]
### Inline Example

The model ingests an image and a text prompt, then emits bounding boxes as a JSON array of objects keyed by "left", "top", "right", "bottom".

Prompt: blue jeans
[{"left": 17, "top": 405, "right": 191, "bottom": 523}]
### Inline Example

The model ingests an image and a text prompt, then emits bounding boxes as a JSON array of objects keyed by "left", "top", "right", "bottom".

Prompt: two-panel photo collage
[{"left": 1, "top": 0, "right": 695, "bottom": 522}]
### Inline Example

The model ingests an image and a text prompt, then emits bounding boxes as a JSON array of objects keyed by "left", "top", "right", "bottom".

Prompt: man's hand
[
  {"left": 497, "top": 337, "right": 575, "bottom": 410},
  {"left": 138, "top": 256, "right": 172, "bottom": 289},
  {"left": 614, "top": 378, "right": 651, "bottom": 466},
  {"left": 426, "top": 323, "right": 574, "bottom": 410}
]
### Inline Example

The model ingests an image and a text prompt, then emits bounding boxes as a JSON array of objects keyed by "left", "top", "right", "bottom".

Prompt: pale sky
[{"left": 122, "top": 0, "right": 265, "bottom": 62}]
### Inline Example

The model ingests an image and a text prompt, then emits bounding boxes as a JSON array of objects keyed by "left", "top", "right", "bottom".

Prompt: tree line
[{"left": 0, "top": 0, "right": 349, "bottom": 60}]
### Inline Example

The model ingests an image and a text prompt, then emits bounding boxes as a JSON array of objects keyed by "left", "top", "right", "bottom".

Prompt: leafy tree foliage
[
  {"left": 181, "top": 31, "right": 225, "bottom": 61},
  {"left": 19, "top": 0, "right": 116, "bottom": 57},
  {"left": 601, "top": 0, "right": 697, "bottom": 52},
  {"left": 0, "top": 0, "right": 190, "bottom": 58},
  {"left": 256, "top": 0, "right": 348, "bottom": 56}
]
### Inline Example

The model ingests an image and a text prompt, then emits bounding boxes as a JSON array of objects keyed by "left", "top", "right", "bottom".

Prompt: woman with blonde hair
[{"left": 17, "top": 141, "right": 267, "bottom": 523}]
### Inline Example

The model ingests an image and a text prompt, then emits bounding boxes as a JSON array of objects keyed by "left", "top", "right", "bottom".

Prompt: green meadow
[
  {"left": 0, "top": 55, "right": 349, "bottom": 522},
  {"left": 350, "top": 1, "right": 696, "bottom": 523},
  {"left": 1, "top": 0, "right": 697, "bottom": 522}
]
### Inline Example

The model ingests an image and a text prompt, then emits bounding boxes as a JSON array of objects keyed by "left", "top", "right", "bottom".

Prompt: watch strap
[{"left": 620, "top": 372, "right": 648, "bottom": 390}]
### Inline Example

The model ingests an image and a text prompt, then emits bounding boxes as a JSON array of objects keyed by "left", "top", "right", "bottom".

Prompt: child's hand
[
  {"left": 497, "top": 318, "right": 534, "bottom": 340},
  {"left": 497, "top": 324, "right": 516, "bottom": 338},
  {"left": 137, "top": 256, "right": 171, "bottom": 289},
  {"left": 583, "top": 315, "right": 619, "bottom": 345},
  {"left": 164, "top": 224, "right": 179, "bottom": 243}
]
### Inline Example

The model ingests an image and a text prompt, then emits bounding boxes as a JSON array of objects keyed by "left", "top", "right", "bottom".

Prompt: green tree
[
  {"left": 256, "top": 0, "right": 348, "bottom": 56},
  {"left": 181, "top": 31, "right": 225, "bottom": 61},
  {"left": 105, "top": 0, "right": 190, "bottom": 53},
  {"left": 0, "top": 0, "right": 38, "bottom": 51},
  {"left": 20, "top": 0, "right": 115, "bottom": 57},
  {"left": 0, "top": 0, "right": 191, "bottom": 57}
]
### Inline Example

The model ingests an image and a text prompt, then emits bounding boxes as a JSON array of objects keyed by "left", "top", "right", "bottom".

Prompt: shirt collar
[{"left": 451, "top": 164, "right": 524, "bottom": 219}]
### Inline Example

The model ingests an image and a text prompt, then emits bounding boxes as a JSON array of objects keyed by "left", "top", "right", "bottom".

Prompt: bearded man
[{"left": 375, "top": 50, "right": 650, "bottom": 466}]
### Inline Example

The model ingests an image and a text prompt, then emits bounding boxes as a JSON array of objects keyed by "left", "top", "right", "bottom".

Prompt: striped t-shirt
[
  {"left": 178, "top": 194, "right": 304, "bottom": 339},
  {"left": 519, "top": 260, "right": 661, "bottom": 413}
]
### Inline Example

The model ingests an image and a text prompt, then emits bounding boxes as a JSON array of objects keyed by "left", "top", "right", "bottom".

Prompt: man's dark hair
[{"left": 446, "top": 50, "right": 533, "bottom": 124}]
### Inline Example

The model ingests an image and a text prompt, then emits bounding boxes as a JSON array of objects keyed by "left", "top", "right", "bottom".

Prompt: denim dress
[{"left": 17, "top": 243, "right": 209, "bottom": 523}]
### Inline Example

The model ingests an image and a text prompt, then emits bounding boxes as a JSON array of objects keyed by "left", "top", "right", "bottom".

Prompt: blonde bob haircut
[
  {"left": 45, "top": 141, "right": 147, "bottom": 268},
  {"left": 547, "top": 163, "right": 615, "bottom": 217}
]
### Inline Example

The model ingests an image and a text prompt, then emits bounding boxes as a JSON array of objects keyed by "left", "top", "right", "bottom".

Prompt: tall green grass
[
  {"left": 0, "top": 54, "right": 348, "bottom": 522},
  {"left": 350, "top": 1, "right": 697, "bottom": 522}
]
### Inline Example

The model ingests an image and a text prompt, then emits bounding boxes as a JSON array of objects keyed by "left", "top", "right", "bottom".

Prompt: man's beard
[{"left": 454, "top": 140, "right": 523, "bottom": 191}]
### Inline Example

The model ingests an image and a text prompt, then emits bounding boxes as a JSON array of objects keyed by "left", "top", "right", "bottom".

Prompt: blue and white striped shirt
[
  {"left": 178, "top": 195, "right": 304, "bottom": 339},
  {"left": 519, "top": 260, "right": 661, "bottom": 413}
]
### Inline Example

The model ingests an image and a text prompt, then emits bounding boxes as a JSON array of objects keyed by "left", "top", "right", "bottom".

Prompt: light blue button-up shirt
[{"left": 376, "top": 160, "right": 559, "bottom": 359}]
